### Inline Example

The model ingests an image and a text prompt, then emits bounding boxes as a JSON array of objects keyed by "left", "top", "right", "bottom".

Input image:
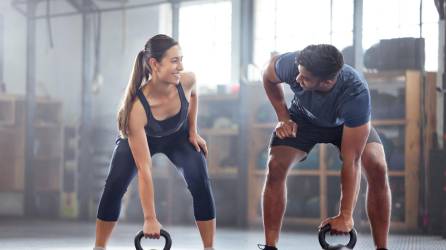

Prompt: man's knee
[
  {"left": 363, "top": 158, "right": 388, "bottom": 187},
  {"left": 266, "top": 158, "right": 290, "bottom": 184}
]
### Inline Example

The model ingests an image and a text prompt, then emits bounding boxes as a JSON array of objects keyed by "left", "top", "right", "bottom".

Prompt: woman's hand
[
  {"left": 189, "top": 131, "right": 208, "bottom": 157},
  {"left": 143, "top": 217, "right": 162, "bottom": 239}
]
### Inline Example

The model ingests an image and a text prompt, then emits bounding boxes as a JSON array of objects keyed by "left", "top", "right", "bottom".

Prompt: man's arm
[
  {"left": 263, "top": 56, "right": 297, "bottom": 138},
  {"left": 340, "top": 122, "right": 370, "bottom": 215},
  {"left": 320, "top": 122, "right": 369, "bottom": 233},
  {"left": 263, "top": 56, "right": 290, "bottom": 122}
]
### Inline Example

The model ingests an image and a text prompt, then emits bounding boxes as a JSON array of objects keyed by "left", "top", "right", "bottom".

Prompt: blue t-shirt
[{"left": 275, "top": 51, "right": 371, "bottom": 128}]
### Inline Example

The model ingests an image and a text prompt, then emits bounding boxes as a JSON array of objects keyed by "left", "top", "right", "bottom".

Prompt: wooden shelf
[
  {"left": 0, "top": 96, "right": 16, "bottom": 126},
  {"left": 326, "top": 170, "right": 405, "bottom": 177},
  {"left": 326, "top": 170, "right": 341, "bottom": 176},
  {"left": 372, "top": 119, "right": 407, "bottom": 126},
  {"left": 199, "top": 94, "right": 239, "bottom": 102},
  {"left": 254, "top": 169, "right": 320, "bottom": 176},
  {"left": 33, "top": 123, "right": 63, "bottom": 129},
  {"left": 252, "top": 123, "right": 275, "bottom": 129},
  {"left": 34, "top": 156, "right": 63, "bottom": 161},
  {"left": 209, "top": 167, "right": 238, "bottom": 177},
  {"left": 201, "top": 128, "right": 239, "bottom": 136},
  {"left": 250, "top": 216, "right": 320, "bottom": 226},
  {"left": 388, "top": 171, "right": 405, "bottom": 177}
]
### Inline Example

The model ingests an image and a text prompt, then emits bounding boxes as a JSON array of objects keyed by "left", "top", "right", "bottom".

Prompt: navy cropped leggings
[{"left": 97, "top": 127, "right": 215, "bottom": 221}]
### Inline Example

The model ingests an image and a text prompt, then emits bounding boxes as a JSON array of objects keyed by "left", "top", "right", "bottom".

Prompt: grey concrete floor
[{"left": 0, "top": 220, "right": 445, "bottom": 250}]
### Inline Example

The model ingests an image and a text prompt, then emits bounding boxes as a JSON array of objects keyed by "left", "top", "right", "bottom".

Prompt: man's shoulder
[
  {"left": 339, "top": 64, "right": 360, "bottom": 78},
  {"left": 274, "top": 51, "right": 300, "bottom": 84},
  {"left": 338, "top": 65, "right": 368, "bottom": 88},
  {"left": 276, "top": 51, "right": 299, "bottom": 63}
]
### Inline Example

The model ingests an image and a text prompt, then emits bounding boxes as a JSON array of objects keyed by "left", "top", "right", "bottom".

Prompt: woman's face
[{"left": 151, "top": 45, "right": 184, "bottom": 84}]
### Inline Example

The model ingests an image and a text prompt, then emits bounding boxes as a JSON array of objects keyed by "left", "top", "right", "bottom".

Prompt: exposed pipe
[
  {"left": 46, "top": 0, "right": 54, "bottom": 48},
  {"left": 24, "top": 0, "right": 38, "bottom": 217},
  {"left": 14, "top": 0, "right": 196, "bottom": 19},
  {"left": 0, "top": 14, "right": 4, "bottom": 87}
]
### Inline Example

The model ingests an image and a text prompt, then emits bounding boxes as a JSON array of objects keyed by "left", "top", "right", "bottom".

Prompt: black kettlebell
[
  {"left": 134, "top": 229, "right": 172, "bottom": 250},
  {"left": 318, "top": 224, "right": 357, "bottom": 250}
]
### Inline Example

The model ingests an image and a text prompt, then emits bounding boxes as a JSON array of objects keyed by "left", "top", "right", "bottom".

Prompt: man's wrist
[{"left": 339, "top": 209, "right": 353, "bottom": 218}]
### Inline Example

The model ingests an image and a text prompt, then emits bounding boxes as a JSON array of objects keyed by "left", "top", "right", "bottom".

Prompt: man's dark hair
[{"left": 297, "top": 44, "right": 344, "bottom": 80}]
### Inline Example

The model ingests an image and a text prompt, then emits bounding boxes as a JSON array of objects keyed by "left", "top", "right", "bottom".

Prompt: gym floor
[{"left": 1, "top": 219, "right": 445, "bottom": 250}]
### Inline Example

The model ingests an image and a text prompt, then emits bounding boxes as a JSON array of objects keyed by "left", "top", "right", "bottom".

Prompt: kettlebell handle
[{"left": 134, "top": 229, "right": 172, "bottom": 250}]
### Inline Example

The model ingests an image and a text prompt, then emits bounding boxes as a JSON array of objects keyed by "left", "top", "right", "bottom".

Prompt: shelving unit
[
  {"left": 0, "top": 95, "right": 64, "bottom": 217},
  {"left": 199, "top": 94, "right": 240, "bottom": 179},
  {"left": 61, "top": 124, "right": 79, "bottom": 219},
  {"left": 245, "top": 71, "right": 437, "bottom": 231},
  {"left": 197, "top": 93, "right": 244, "bottom": 226}
]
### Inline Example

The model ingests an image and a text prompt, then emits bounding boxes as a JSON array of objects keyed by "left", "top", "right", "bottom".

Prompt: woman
[{"left": 94, "top": 34, "right": 216, "bottom": 250}]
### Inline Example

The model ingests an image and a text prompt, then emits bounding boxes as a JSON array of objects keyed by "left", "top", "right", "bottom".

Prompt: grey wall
[
  {"left": 94, "top": 6, "right": 162, "bottom": 127},
  {"left": 1, "top": 1, "right": 27, "bottom": 95},
  {"left": 0, "top": 1, "right": 162, "bottom": 127}
]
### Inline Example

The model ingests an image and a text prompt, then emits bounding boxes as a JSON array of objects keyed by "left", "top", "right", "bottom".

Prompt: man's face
[{"left": 296, "top": 65, "right": 324, "bottom": 91}]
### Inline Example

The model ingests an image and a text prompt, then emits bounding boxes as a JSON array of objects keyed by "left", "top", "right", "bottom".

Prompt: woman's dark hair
[
  {"left": 117, "top": 34, "right": 178, "bottom": 138},
  {"left": 297, "top": 44, "right": 344, "bottom": 80}
]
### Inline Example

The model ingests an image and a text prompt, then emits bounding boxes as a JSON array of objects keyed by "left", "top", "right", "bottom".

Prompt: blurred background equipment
[{"left": 0, "top": 0, "right": 445, "bottom": 249}]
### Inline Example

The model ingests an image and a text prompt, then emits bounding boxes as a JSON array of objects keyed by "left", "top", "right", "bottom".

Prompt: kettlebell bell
[{"left": 318, "top": 224, "right": 357, "bottom": 250}]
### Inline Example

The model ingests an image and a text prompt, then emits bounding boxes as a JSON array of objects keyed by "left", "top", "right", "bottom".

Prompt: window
[
  {"left": 179, "top": 0, "right": 232, "bottom": 92},
  {"left": 254, "top": 0, "right": 353, "bottom": 68},
  {"left": 363, "top": 0, "right": 438, "bottom": 71},
  {"left": 254, "top": 0, "right": 438, "bottom": 71}
]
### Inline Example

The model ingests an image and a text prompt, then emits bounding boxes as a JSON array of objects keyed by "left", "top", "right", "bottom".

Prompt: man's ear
[{"left": 322, "top": 79, "right": 336, "bottom": 87}]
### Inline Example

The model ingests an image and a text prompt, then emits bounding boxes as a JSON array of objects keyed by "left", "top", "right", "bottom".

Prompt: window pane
[
  {"left": 363, "top": 0, "right": 437, "bottom": 70},
  {"left": 332, "top": 0, "right": 353, "bottom": 33},
  {"left": 254, "top": 0, "right": 332, "bottom": 67},
  {"left": 363, "top": 0, "right": 422, "bottom": 49},
  {"left": 423, "top": 23, "right": 439, "bottom": 71},
  {"left": 179, "top": 0, "right": 232, "bottom": 90},
  {"left": 423, "top": 0, "right": 440, "bottom": 23}
]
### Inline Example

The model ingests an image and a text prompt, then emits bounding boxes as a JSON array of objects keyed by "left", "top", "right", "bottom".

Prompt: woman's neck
[{"left": 147, "top": 78, "right": 175, "bottom": 96}]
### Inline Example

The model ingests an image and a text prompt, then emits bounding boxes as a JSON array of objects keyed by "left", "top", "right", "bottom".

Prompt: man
[{"left": 259, "top": 44, "right": 390, "bottom": 250}]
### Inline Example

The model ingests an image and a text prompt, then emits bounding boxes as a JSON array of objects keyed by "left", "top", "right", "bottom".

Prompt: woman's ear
[{"left": 148, "top": 57, "right": 158, "bottom": 72}]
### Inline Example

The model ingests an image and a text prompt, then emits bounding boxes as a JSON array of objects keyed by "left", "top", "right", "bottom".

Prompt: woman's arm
[
  {"left": 182, "top": 72, "right": 208, "bottom": 156},
  {"left": 186, "top": 72, "right": 198, "bottom": 136},
  {"left": 127, "top": 99, "right": 161, "bottom": 238}
]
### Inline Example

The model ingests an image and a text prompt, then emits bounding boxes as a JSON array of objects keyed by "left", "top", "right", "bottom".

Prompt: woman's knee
[{"left": 188, "top": 179, "right": 216, "bottom": 220}]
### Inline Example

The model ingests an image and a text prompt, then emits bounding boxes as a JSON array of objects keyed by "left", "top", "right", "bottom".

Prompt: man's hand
[
  {"left": 274, "top": 119, "right": 297, "bottom": 139},
  {"left": 319, "top": 214, "right": 354, "bottom": 235}
]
